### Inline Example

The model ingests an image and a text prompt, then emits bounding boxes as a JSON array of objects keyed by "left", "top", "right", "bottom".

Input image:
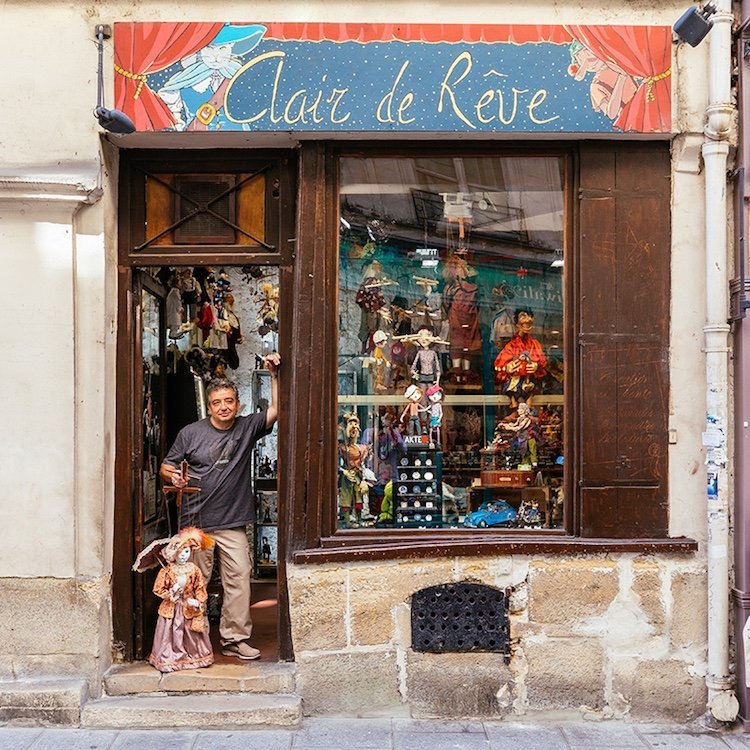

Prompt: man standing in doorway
[{"left": 160, "top": 353, "right": 280, "bottom": 660}]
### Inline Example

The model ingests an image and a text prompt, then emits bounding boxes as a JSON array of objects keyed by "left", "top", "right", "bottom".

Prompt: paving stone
[
  {"left": 193, "top": 729, "right": 294, "bottom": 749},
  {"left": 562, "top": 723, "right": 648, "bottom": 747},
  {"left": 722, "top": 737, "right": 750, "bottom": 749},
  {"left": 642, "top": 734, "right": 735, "bottom": 749},
  {"left": 392, "top": 718, "right": 486, "bottom": 733},
  {"left": 109, "top": 731, "right": 195, "bottom": 749},
  {"left": 484, "top": 723, "right": 568, "bottom": 750},
  {"left": 291, "top": 717, "right": 392, "bottom": 748},
  {"left": 0, "top": 727, "right": 41, "bottom": 749},
  {"left": 393, "top": 731, "right": 490, "bottom": 750},
  {"left": 28, "top": 729, "right": 118, "bottom": 749}
]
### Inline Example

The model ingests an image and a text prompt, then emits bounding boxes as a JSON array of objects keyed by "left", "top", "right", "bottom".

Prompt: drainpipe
[
  {"left": 733, "top": 0, "right": 750, "bottom": 730},
  {"left": 703, "top": 0, "right": 740, "bottom": 724}
]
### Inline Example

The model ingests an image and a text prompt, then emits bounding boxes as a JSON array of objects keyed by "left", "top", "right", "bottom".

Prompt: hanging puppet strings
[{"left": 162, "top": 460, "right": 201, "bottom": 534}]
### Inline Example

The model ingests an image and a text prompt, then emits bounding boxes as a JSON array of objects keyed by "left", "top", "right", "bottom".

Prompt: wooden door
[{"left": 132, "top": 271, "right": 170, "bottom": 659}]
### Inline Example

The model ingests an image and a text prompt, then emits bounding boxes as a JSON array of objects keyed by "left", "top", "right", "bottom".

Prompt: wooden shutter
[{"left": 577, "top": 142, "right": 670, "bottom": 538}]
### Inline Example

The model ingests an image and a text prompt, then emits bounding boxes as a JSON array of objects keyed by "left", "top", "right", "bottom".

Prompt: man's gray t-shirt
[{"left": 164, "top": 412, "right": 271, "bottom": 532}]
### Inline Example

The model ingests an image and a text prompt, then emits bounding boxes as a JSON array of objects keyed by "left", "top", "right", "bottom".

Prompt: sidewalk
[{"left": 2, "top": 718, "right": 750, "bottom": 750}]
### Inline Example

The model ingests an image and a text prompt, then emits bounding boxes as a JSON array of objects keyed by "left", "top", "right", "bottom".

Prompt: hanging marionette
[
  {"left": 368, "top": 330, "right": 392, "bottom": 392},
  {"left": 355, "top": 259, "right": 396, "bottom": 348},
  {"left": 393, "top": 326, "right": 450, "bottom": 387},
  {"left": 133, "top": 526, "right": 214, "bottom": 673},
  {"left": 258, "top": 283, "right": 280, "bottom": 334},
  {"left": 338, "top": 412, "right": 371, "bottom": 527}
]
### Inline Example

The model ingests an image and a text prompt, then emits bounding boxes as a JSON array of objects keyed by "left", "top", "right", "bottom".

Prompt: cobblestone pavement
[{"left": 3, "top": 718, "right": 750, "bottom": 750}]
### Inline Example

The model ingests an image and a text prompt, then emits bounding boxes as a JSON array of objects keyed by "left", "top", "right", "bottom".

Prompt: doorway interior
[{"left": 133, "top": 263, "right": 282, "bottom": 661}]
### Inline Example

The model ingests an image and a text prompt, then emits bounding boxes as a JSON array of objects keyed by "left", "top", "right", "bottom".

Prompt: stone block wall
[
  {"left": 0, "top": 577, "right": 111, "bottom": 694},
  {"left": 287, "top": 554, "right": 707, "bottom": 721}
]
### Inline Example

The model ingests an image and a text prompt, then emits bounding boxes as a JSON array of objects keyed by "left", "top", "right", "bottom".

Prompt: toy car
[{"left": 463, "top": 499, "right": 517, "bottom": 528}]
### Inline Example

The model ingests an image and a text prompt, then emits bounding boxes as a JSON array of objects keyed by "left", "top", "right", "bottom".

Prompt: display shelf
[{"left": 394, "top": 447, "right": 443, "bottom": 528}]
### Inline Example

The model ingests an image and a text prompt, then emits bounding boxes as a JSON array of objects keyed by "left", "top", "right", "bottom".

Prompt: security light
[
  {"left": 673, "top": 3, "right": 717, "bottom": 47},
  {"left": 94, "top": 24, "right": 136, "bottom": 134}
]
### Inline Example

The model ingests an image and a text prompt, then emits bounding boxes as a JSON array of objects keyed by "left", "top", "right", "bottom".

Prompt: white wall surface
[{"left": 0, "top": 204, "right": 78, "bottom": 576}]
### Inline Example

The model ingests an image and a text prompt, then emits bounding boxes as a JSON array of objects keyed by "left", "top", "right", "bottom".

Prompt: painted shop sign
[{"left": 114, "top": 23, "right": 671, "bottom": 134}]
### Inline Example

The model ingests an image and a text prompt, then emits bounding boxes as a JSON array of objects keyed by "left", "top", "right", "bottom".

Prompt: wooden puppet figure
[
  {"left": 338, "top": 413, "right": 371, "bottom": 527},
  {"left": 148, "top": 527, "right": 214, "bottom": 673},
  {"left": 494, "top": 402, "right": 539, "bottom": 468},
  {"left": 400, "top": 384, "right": 426, "bottom": 437},
  {"left": 409, "top": 327, "right": 444, "bottom": 386},
  {"left": 369, "top": 330, "right": 391, "bottom": 392},
  {"left": 425, "top": 384, "right": 444, "bottom": 447},
  {"left": 494, "top": 308, "right": 547, "bottom": 406}
]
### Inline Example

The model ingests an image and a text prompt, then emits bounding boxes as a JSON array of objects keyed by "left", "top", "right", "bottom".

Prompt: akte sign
[{"left": 114, "top": 23, "right": 671, "bottom": 134}]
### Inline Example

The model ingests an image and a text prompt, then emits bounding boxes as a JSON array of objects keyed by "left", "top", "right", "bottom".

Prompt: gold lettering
[
  {"left": 527, "top": 89, "right": 560, "bottom": 125},
  {"left": 474, "top": 90, "right": 495, "bottom": 124},
  {"left": 499, "top": 87, "right": 527, "bottom": 125},
  {"left": 327, "top": 88, "right": 351, "bottom": 124},
  {"left": 377, "top": 61, "right": 414, "bottom": 124},
  {"left": 224, "top": 50, "right": 286, "bottom": 124},
  {"left": 304, "top": 75, "right": 327, "bottom": 124},
  {"left": 283, "top": 89, "right": 309, "bottom": 125},
  {"left": 397, "top": 93, "right": 415, "bottom": 124},
  {"left": 437, "top": 52, "right": 476, "bottom": 130}
]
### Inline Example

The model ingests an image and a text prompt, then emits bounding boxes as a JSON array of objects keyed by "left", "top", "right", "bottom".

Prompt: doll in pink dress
[{"left": 148, "top": 527, "right": 214, "bottom": 673}]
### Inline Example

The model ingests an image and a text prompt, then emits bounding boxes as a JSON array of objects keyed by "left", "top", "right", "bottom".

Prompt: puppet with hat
[{"left": 137, "top": 527, "right": 215, "bottom": 673}]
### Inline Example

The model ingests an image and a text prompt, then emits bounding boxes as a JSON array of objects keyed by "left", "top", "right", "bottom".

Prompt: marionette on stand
[
  {"left": 493, "top": 308, "right": 547, "bottom": 407},
  {"left": 424, "top": 384, "right": 444, "bottom": 448},
  {"left": 493, "top": 402, "right": 539, "bottom": 468},
  {"left": 338, "top": 413, "right": 372, "bottom": 527},
  {"left": 400, "top": 384, "right": 426, "bottom": 437},
  {"left": 134, "top": 527, "right": 214, "bottom": 673}
]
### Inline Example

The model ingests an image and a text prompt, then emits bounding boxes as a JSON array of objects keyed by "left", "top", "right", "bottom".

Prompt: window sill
[{"left": 291, "top": 531, "right": 698, "bottom": 564}]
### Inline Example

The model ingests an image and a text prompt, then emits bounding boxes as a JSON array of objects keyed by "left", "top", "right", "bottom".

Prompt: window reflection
[{"left": 337, "top": 156, "right": 565, "bottom": 531}]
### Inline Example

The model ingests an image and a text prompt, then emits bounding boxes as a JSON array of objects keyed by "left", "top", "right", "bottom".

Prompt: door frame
[{"left": 112, "top": 149, "right": 297, "bottom": 661}]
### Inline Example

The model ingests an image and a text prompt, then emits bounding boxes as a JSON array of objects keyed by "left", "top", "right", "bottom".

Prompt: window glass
[{"left": 337, "top": 155, "right": 565, "bottom": 531}]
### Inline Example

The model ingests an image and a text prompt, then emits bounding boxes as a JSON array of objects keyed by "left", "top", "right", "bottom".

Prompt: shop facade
[{"left": 0, "top": 0, "right": 733, "bottom": 725}]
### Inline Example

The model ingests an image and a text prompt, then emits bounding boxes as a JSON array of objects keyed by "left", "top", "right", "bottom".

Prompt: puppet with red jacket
[{"left": 494, "top": 308, "right": 547, "bottom": 406}]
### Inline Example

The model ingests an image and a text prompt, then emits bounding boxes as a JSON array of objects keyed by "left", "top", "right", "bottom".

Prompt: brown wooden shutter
[{"left": 577, "top": 142, "right": 670, "bottom": 538}]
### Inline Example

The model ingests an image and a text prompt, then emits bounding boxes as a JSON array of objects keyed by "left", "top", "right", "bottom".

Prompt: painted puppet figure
[
  {"left": 494, "top": 308, "right": 547, "bottom": 406},
  {"left": 148, "top": 527, "right": 214, "bottom": 673}
]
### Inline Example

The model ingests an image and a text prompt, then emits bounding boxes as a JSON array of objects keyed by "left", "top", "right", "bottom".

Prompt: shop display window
[{"left": 337, "top": 155, "right": 565, "bottom": 531}]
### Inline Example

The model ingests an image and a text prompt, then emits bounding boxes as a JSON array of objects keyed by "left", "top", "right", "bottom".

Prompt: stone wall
[
  {"left": 0, "top": 577, "right": 111, "bottom": 694},
  {"left": 288, "top": 554, "right": 707, "bottom": 722}
]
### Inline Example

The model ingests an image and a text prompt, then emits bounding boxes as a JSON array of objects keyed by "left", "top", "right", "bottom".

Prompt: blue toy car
[{"left": 463, "top": 499, "right": 518, "bottom": 528}]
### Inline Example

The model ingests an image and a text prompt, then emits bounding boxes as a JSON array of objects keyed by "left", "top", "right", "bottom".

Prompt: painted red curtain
[
  {"left": 263, "top": 22, "right": 573, "bottom": 45},
  {"left": 114, "top": 22, "right": 224, "bottom": 131},
  {"left": 566, "top": 25, "right": 671, "bottom": 132}
]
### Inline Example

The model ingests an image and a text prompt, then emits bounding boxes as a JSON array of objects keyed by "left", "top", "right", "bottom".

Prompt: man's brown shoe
[{"left": 222, "top": 642, "right": 261, "bottom": 660}]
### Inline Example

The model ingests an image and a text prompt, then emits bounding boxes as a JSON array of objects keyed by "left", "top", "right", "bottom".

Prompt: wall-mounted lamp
[
  {"left": 550, "top": 249, "right": 564, "bottom": 268},
  {"left": 673, "top": 3, "right": 717, "bottom": 47},
  {"left": 94, "top": 24, "right": 135, "bottom": 134}
]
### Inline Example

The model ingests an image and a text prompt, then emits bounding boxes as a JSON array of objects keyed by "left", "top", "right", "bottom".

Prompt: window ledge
[{"left": 292, "top": 534, "right": 698, "bottom": 564}]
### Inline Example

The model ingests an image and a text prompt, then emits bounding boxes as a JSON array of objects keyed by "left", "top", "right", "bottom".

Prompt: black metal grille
[
  {"left": 411, "top": 583, "right": 510, "bottom": 659},
  {"left": 174, "top": 176, "right": 235, "bottom": 244}
]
